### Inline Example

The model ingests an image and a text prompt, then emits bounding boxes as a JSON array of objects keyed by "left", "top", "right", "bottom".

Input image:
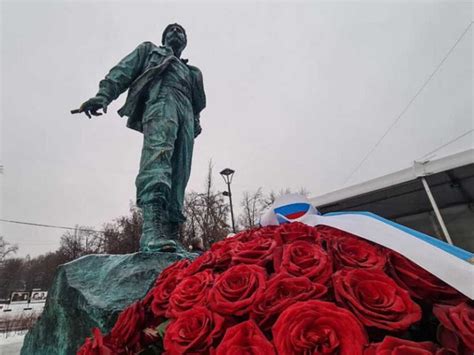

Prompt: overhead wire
[
  {"left": 343, "top": 21, "right": 473, "bottom": 185},
  {"left": 0, "top": 218, "right": 106, "bottom": 234},
  {"left": 417, "top": 129, "right": 474, "bottom": 161}
]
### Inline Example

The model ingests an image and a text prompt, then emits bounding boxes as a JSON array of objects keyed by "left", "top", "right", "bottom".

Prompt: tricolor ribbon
[{"left": 260, "top": 194, "right": 474, "bottom": 299}]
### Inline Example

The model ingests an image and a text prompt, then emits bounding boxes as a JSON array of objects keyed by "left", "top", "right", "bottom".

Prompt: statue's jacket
[{"left": 96, "top": 41, "right": 206, "bottom": 133}]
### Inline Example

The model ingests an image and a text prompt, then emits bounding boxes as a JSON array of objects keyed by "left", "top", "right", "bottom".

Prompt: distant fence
[{"left": 0, "top": 313, "right": 39, "bottom": 332}]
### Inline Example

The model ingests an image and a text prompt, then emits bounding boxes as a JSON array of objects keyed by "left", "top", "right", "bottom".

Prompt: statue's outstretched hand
[{"left": 71, "top": 96, "right": 108, "bottom": 118}]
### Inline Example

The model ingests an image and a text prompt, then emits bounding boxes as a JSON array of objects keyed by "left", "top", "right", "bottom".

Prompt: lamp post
[{"left": 220, "top": 168, "right": 236, "bottom": 233}]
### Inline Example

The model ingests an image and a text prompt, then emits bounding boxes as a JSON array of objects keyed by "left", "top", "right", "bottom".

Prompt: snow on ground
[
  {"left": 0, "top": 332, "right": 26, "bottom": 355},
  {"left": 0, "top": 303, "right": 44, "bottom": 355},
  {"left": 0, "top": 303, "right": 44, "bottom": 320},
  {"left": 0, "top": 332, "right": 26, "bottom": 345}
]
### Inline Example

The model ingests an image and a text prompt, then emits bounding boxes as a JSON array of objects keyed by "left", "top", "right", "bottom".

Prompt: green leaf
[{"left": 156, "top": 319, "right": 170, "bottom": 339}]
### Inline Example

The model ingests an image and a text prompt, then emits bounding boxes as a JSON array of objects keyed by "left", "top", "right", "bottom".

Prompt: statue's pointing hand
[{"left": 71, "top": 96, "right": 108, "bottom": 119}]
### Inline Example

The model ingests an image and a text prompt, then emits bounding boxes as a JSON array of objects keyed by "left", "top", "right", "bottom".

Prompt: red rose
[
  {"left": 167, "top": 269, "right": 214, "bottom": 318},
  {"left": 275, "top": 240, "right": 333, "bottom": 285},
  {"left": 215, "top": 320, "right": 276, "bottom": 355},
  {"left": 208, "top": 264, "right": 267, "bottom": 317},
  {"left": 231, "top": 226, "right": 277, "bottom": 243},
  {"left": 142, "top": 259, "right": 190, "bottom": 317},
  {"left": 327, "top": 232, "right": 386, "bottom": 270},
  {"left": 333, "top": 269, "right": 421, "bottom": 331},
  {"left": 434, "top": 302, "right": 474, "bottom": 353},
  {"left": 231, "top": 237, "right": 277, "bottom": 268},
  {"left": 109, "top": 301, "right": 146, "bottom": 352},
  {"left": 257, "top": 225, "right": 279, "bottom": 239},
  {"left": 387, "top": 251, "right": 466, "bottom": 304},
  {"left": 275, "top": 222, "right": 319, "bottom": 245},
  {"left": 210, "top": 239, "right": 238, "bottom": 271},
  {"left": 164, "top": 306, "right": 225, "bottom": 355},
  {"left": 152, "top": 259, "right": 191, "bottom": 286},
  {"left": 77, "top": 328, "right": 116, "bottom": 355},
  {"left": 184, "top": 251, "right": 216, "bottom": 276},
  {"left": 251, "top": 273, "right": 327, "bottom": 331},
  {"left": 147, "top": 278, "right": 182, "bottom": 318},
  {"left": 272, "top": 300, "right": 368, "bottom": 354},
  {"left": 230, "top": 228, "right": 262, "bottom": 243},
  {"left": 365, "top": 336, "right": 449, "bottom": 355}
]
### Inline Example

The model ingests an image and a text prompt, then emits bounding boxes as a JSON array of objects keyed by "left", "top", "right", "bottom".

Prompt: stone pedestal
[{"left": 21, "top": 251, "right": 194, "bottom": 355}]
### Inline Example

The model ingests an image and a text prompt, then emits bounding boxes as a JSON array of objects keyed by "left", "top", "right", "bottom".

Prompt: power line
[
  {"left": 418, "top": 129, "right": 474, "bottom": 161},
  {"left": 344, "top": 21, "right": 473, "bottom": 185},
  {"left": 0, "top": 218, "right": 105, "bottom": 234},
  {"left": 16, "top": 242, "right": 61, "bottom": 245}
]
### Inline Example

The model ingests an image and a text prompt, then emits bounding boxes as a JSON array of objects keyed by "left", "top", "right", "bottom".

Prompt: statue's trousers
[{"left": 135, "top": 82, "right": 194, "bottom": 223}]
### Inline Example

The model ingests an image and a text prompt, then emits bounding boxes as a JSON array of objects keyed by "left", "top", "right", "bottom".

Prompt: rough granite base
[{"left": 21, "top": 251, "right": 194, "bottom": 355}]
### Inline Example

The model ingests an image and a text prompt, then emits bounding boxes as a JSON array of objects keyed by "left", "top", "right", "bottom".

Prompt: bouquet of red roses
[{"left": 78, "top": 223, "right": 473, "bottom": 355}]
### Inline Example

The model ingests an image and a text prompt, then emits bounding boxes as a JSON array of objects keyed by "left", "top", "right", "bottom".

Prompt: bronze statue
[{"left": 72, "top": 24, "right": 206, "bottom": 252}]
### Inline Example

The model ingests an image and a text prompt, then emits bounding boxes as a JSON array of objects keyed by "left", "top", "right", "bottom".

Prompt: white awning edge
[{"left": 310, "top": 149, "right": 474, "bottom": 208}]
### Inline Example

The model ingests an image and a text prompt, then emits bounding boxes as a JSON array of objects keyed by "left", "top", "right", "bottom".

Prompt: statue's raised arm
[{"left": 71, "top": 41, "right": 152, "bottom": 118}]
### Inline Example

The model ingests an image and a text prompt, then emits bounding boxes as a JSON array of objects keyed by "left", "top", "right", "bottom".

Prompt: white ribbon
[{"left": 260, "top": 194, "right": 474, "bottom": 299}]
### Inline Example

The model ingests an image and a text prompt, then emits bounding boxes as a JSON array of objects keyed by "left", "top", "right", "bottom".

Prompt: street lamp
[{"left": 220, "top": 168, "right": 236, "bottom": 233}]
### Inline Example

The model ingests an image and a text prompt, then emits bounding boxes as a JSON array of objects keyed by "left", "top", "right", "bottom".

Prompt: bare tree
[
  {"left": 0, "top": 236, "right": 18, "bottom": 261},
  {"left": 264, "top": 187, "right": 310, "bottom": 207},
  {"left": 238, "top": 188, "right": 266, "bottom": 229},
  {"left": 237, "top": 187, "right": 311, "bottom": 229},
  {"left": 0, "top": 257, "right": 25, "bottom": 298},
  {"left": 182, "top": 162, "right": 230, "bottom": 250},
  {"left": 0, "top": 206, "right": 144, "bottom": 299},
  {"left": 103, "top": 204, "right": 142, "bottom": 254},
  {"left": 58, "top": 225, "right": 103, "bottom": 260}
]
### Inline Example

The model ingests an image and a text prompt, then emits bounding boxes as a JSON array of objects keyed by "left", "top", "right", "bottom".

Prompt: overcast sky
[{"left": 1, "top": 1, "right": 472, "bottom": 257}]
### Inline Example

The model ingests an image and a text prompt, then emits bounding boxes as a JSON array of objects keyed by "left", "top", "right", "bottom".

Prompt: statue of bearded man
[{"left": 73, "top": 24, "right": 206, "bottom": 253}]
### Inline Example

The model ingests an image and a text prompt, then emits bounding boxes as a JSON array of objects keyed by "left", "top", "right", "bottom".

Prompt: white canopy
[
  {"left": 310, "top": 149, "right": 474, "bottom": 252},
  {"left": 310, "top": 149, "right": 473, "bottom": 207}
]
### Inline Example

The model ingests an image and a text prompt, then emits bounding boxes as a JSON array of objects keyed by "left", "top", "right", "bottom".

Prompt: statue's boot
[
  {"left": 140, "top": 204, "right": 178, "bottom": 253},
  {"left": 162, "top": 221, "right": 188, "bottom": 253},
  {"left": 164, "top": 221, "right": 180, "bottom": 240}
]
